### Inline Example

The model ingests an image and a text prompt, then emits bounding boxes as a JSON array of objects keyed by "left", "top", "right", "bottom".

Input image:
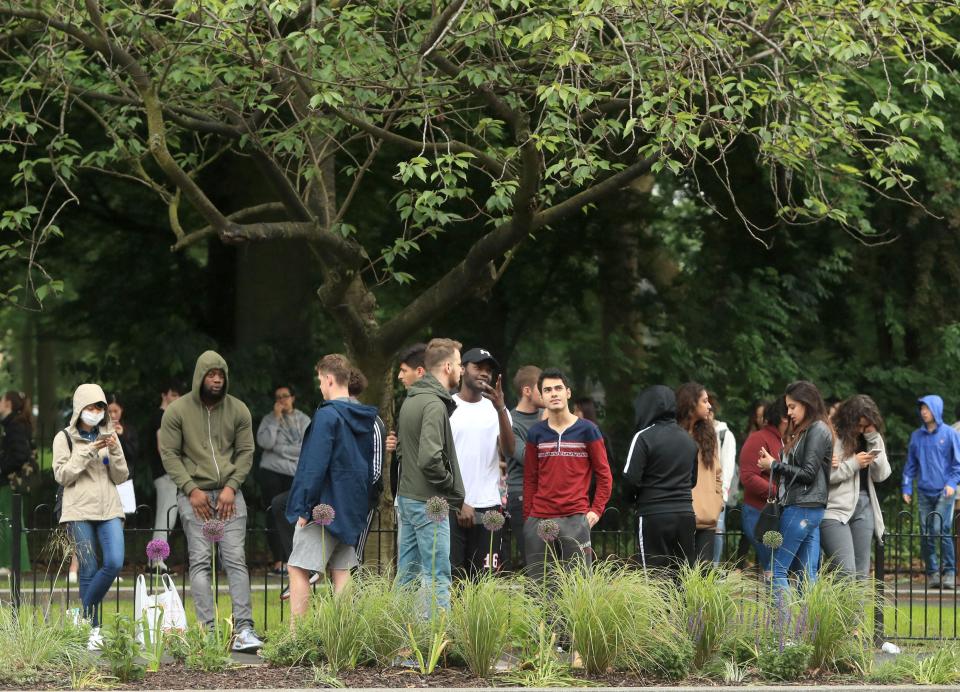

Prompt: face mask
[{"left": 80, "top": 410, "right": 104, "bottom": 427}]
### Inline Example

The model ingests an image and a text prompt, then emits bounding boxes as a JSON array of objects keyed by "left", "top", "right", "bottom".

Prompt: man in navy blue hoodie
[
  {"left": 286, "top": 354, "right": 378, "bottom": 617},
  {"left": 902, "top": 394, "right": 960, "bottom": 589}
]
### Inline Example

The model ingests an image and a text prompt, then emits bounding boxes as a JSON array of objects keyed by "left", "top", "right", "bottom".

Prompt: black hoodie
[{"left": 622, "top": 385, "right": 698, "bottom": 515}]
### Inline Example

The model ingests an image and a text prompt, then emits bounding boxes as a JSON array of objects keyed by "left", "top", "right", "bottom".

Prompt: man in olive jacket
[
  {"left": 395, "top": 338, "right": 465, "bottom": 610},
  {"left": 159, "top": 350, "right": 262, "bottom": 651}
]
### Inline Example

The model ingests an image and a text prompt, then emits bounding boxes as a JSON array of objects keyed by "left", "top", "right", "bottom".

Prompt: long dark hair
[
  {"left": 3, "top": 390, "right": 32, "bottom": 430},
  {"left": 783, "top": 380, "right": 831, "bottom": 451},
  {"left": 834, "top": 395, "right": 884, "bottom": 458},
  {"left": 676, "top": 382, "right": 717, "bottom": 470},
  {"left": 745, "top": 399, "right": 768, "bottom": 438}
]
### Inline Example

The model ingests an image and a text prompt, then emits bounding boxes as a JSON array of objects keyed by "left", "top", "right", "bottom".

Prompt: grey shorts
[{"left": 288, "top": 523, "right": 358, "bottom": 572}]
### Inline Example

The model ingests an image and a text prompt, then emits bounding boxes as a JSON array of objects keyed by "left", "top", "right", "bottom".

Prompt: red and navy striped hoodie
[{"left": 523, "top": 417, "right": 613, "bottom": 519}]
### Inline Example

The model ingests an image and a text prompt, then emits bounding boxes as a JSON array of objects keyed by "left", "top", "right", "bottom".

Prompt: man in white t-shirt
[{"left": 450, "top": 348, "right": 515, "bottom": 576}]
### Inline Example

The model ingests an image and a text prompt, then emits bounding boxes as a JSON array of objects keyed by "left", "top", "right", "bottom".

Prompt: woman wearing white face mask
[{"left": 53, "top": 384, "right": 129, "bottom": 650}]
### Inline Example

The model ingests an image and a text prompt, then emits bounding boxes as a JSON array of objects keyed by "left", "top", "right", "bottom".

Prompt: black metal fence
[{"left": 6, "top": 494, "right": 960, "bottom": 641}]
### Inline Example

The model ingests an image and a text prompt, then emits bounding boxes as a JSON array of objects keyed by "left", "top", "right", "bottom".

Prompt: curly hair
[
  {"left": 834, "top": 394, "right": 884, "bottom": 458},
  {"left": 676, "top": 382, "right": 717, "bottom": 470}
]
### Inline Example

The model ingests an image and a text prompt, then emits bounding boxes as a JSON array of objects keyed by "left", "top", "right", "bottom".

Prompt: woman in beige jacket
[
  {"left": 53, "top": 384, "right": 128, "bottom": 648},
  {"left": 821, "top": 395, "right": 891, "bottom": 579},
  {"left": 677, "top": 382, "right": 723, "bottom": 563}
]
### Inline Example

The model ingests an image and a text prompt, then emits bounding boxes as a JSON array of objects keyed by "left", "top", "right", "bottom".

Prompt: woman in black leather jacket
[{"left": 758, "top": 381, "right": 833, "bottom": 594}]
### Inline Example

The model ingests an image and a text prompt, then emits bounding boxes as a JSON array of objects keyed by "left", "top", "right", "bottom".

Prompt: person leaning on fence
[
  {"left": 522, "top": 368, "right": 612, "bottom": 579},
  {"left": 158, "top": 350, "right": 263, "bottom": 652},
  {"left": 622, "top": 385, "right": 697, "bottom": 572},
  {"left": 256, "top": 383, "right": 311, "bottom": 576},
  {"left": 902, "top": 394, "right": 960, "bottom": 590},
  {"left": 820, "top": 395, "right": 890, "bottom": 580},
  {"left": 0, "top": 390, "right": 33, "bottom": 576},
  {"left": 53, "top": 383, "right": 129, "bottom": 651},
  {"left": 285, "top": 355, "right": 379, "bottom": 619},
  {"left": 147, "top": 380, "right": 182, "bottom": 572}
]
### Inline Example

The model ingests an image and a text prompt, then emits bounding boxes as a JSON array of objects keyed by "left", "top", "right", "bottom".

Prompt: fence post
[
  {"left": 11, "top": 492, "right": 22, "bottom": 610},
  {"left": 874, "top": 537, "right": 885, "bottom": 647}
]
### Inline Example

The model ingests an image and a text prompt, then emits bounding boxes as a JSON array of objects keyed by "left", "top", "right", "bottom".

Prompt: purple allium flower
[
  {"left": 312, "top": 503, "right": 336, "bottom": 526},
  {"left": 201, "top": 519, "right": 226, "bottom": 543},
  {"left": 536, "top": 519, "right": 560, "bottom": 543},
  {"left": 762, "top": 530, "right": 784, "bottom": 549},
  {"left": 425, "top": 496, "right": 449, "bottom": 523},
  {"left": 146, "top": 539, "right": 171, "bottom": 562},
  {"left": 481, "top": 510, "right": 505, "bottom": 532}
]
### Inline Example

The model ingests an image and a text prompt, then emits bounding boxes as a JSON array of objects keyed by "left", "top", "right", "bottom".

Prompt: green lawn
[{"left": 15, "top": 587, "right": 291, "bottom": 635}]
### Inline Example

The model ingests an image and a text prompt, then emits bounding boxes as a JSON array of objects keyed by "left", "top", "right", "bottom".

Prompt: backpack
[{"left": 52, "top": 428, "right": 71, "bottom": 525}]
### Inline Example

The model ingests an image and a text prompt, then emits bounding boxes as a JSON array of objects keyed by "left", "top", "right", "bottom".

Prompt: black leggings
[{"left": 261, "top": 469, "right": 294, "bottom": 563}]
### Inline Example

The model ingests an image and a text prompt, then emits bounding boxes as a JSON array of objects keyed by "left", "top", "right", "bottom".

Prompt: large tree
[{"left": 1, "top": 0, "right": 957, "bottom": 404}]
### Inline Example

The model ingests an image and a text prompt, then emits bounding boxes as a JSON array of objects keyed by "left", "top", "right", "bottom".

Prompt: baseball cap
[{"left": 461, "top": 347, "right": 500, "bottom": 371}]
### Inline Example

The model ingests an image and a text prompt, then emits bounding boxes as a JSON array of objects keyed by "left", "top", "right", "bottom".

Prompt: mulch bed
[
  {"left": 4, "top": 663, "right": 672, "bottom": 689},
  {"left": 3, "top": 662, "right": 868, "bottom": 689}
]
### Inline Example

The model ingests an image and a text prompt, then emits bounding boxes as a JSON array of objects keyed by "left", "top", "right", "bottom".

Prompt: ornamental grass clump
[
  {"left": 796, "top": 569, "right": 874, "bottom": 672},
  {"left": 553, "top": 559, "right": 665, "bottom": 675},
  {"left": 356, "top": 572, "right": 418, "bottom": 665},
  {"left": 311, "top": 580, "right": 367, "bottom": 672},
  {"left": 0, "top": 607, "right": 90, "bottom": 686},
  {"left": 449, "top": 572, "right": 535, "bottom": 678},
  {"left": 674, "top": 562, "right": 756, "bottom": 669}
]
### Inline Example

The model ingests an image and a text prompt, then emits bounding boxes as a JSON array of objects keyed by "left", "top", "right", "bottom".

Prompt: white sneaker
[
  {"left": 87, "top": 627, "right": 103, "bottom": 651},
  {"left": 67, "top": 571, "right": 78, "bottom": 585},
  {"left": 0, "top": 567, "right": 10, "bottom": 578},
  {"left": 114, "top": 575, "right": 124, "bottom": 583},
  {"left": 232, "top": 627, "right": 264, "bottom": 653}
]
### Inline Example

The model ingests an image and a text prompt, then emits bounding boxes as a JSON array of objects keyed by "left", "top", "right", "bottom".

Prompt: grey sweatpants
[
  {"left": 523, "top": 514, "right": 593, "bottom": 582},
  {"left": 820, "top": 492, "right": 875, "bottom": 579},
  {"left": 178, "top": 489, "right": 254, "bottom": 631}
]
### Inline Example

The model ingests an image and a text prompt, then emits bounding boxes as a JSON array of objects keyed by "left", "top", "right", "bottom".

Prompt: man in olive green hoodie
[
  {"left": 395, "top": 338, "right": 465, "bottom": 611},
  {"left": 159, "top": 350, "right": 262, "bottom": 651}
]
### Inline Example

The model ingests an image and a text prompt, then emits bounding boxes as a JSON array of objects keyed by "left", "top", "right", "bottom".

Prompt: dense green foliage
[{"left": 1, "top": 0, "right": 960, "bottom": 484}]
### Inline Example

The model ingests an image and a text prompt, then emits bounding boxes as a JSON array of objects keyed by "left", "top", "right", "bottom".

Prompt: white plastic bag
[{"left": 135, "top": 573, "right": 187, "bottom": 646}]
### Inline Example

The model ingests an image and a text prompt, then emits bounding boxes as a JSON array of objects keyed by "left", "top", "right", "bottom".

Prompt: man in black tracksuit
[{"left": 622, "top": 385, "right": 698, "bottom": 571}]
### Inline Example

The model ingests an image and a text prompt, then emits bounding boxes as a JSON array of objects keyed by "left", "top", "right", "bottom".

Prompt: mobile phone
[{"left": 867, "top": 449, "right": 880, "bottom": 458}]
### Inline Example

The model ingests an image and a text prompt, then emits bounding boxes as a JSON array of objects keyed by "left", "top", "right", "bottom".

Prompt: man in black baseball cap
[
  {"left": 448, "top": 347, "right": 514, "bottom": 577},
  {"left": 460, "top": 348, "right": 500, "bottom": 371}
]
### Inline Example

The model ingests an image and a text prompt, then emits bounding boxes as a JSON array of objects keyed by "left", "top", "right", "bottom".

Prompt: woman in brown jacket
[
  {"left": 53, "top": 383, "right": 128, "bottom": 649},
  {"left": 677, "top": 382, "right": 723, "bottom": 563}
]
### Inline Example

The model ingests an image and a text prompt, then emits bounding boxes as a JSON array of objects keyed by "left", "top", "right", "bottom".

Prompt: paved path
[{"left": 133, "top": 687, "right": 960, "bottom": 692}]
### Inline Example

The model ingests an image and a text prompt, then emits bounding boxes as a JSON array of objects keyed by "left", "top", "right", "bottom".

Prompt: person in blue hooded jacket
[
  {"left": 286, "top": 353, "right": 378, "bottom": 618},
  {"left": 902, "top": 394, "right": 960, "bottom": 589}
]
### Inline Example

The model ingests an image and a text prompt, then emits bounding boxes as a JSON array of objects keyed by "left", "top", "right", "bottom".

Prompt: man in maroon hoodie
[{"left": 738, "top": 397, "right": 788, "bottom": 575}]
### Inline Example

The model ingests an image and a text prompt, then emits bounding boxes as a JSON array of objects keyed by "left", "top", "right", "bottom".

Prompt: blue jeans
[
  {"left": 772, "top": 506, "right": 824, "bottom": 595},
  {"left": 917, "top": 493, "right": 956, "bottom": 577},
  {"left": 71, "top": 518, "right": 124, "bottom": 627},
  {"left": 742, "top": 503, "right": 772, "bottom": 572},
  {"left": 395, "top": 496, "right": 452, "bottom": 611}
]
